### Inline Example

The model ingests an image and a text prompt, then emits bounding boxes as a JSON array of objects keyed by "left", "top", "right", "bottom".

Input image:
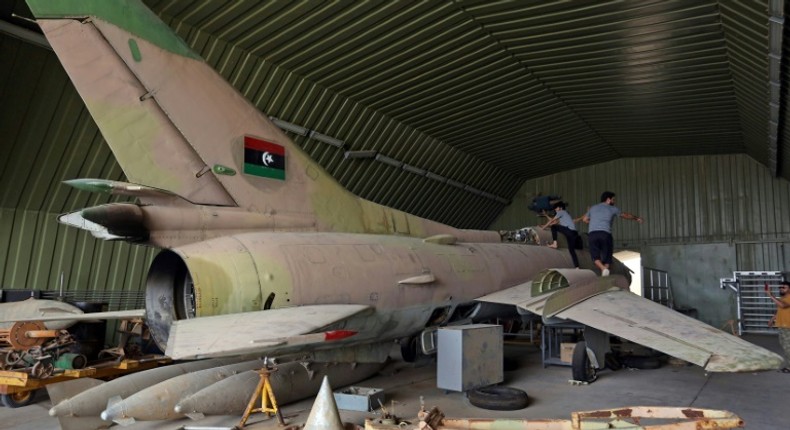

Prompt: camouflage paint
[
  {"left": 36, "top": 18, "right": 234, "bottom": 205},
  {"left": 26, "top": 0, "right": 200, "bottom": 60},
  {"left": 155, "top": 232, "right": 574, "bottom": 354},
  {"left": 32, "top": 3, "right": 499, "bottom": 244},
  {"left": 28, "top": 0, "right": 785, "bottom": 373}
]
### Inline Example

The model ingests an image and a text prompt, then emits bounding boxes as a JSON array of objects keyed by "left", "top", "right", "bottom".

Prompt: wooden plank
[{"left": 0, "top": 371, "right": 28, "bottom": 387}]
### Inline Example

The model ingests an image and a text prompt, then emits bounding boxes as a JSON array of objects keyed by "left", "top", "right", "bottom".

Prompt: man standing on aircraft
[
  {"left": 767, "top": 281, "right": 790, "bottom": 373},
  {"left": 541, "top": 201, "right": 581, "bottom": 269},
  {"left": 583, "top": 191, "right": 643, "bottom": 276}
]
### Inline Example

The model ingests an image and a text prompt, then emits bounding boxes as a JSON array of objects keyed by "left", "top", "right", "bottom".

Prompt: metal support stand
[{"left": 236, "top": 367, "right": 285, "bottom": 429}]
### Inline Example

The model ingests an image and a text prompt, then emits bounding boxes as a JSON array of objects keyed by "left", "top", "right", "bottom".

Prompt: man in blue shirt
[
  {"left": 583, "top": 191, "right": 643, "bottom": 276},
  {"left": 541, "top": 201, "right": 581, "bottom": 268}
]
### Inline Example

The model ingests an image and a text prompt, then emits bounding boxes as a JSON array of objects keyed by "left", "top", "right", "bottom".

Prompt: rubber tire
[
  {"left": 621, "top": 355, "right": 662, "bottom": 370},
  {"left": 400, "top": 337, "right": 418, "bottom": 363},
  {"left": 604, "top": 352, "right": 622, "bottom": 371},
  {"left": 467, "top": 386, "right": 529, "bottom": 410},
  {"left": 2, "top": 390, "right": 36, "bottom": 408},
  {"left": 571, "top": 341, "right": 597, "bottom": 382}
]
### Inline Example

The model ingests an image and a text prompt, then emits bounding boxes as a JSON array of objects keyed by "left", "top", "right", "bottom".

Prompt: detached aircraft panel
[
  {"left": 0, "top": 299, "right": 145, "bottom": 329},
  {"left": 165, "top": 304, "right": 370, "bottom": 360},
  {"left": 2, "top": 308, "right": 146, "bottom": 323},
  {"left": 556, "top": 291, "right": 784, "bottom": 372}
]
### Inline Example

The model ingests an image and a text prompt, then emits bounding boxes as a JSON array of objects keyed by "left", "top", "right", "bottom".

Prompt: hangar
[{"left": 0, "top": 1, "right": 788, "bottom": 429}]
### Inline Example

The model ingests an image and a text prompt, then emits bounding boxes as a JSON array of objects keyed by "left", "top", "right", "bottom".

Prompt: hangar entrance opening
[{"left": 614, "top": 250, "right": 642, "bottom": 296}]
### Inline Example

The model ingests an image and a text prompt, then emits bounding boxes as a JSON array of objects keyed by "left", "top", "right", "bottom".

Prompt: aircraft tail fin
[
  {"left": 28, "top": 0, "right": 499, "bottom": 241},
  {"left": 26, "top": 1, "right": 351, "bottom": 221},
  {"left": 28, "top": 1, "right": 236, "bottom": 207}
]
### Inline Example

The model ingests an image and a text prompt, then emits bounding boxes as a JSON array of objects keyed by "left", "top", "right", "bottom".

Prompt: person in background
[
  {"left": 582, "top": 191, "right": 643, "bottom": 276},
  {"left": 766, "top": 281, "right": 790, "bottom": 373},
  {"left": 528, "top": 192, "right": 562, "bottom": 216},
  {"left": 541, "top": 201, "right": 580, "bottom": 268}
]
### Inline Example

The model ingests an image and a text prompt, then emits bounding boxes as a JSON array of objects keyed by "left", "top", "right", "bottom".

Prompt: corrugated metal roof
[
  {"left": 142, "top": 0, "right": 782, "bottom": 184},
  {"left": 0, "top": 0, "right": 786, "bottom": 227}
]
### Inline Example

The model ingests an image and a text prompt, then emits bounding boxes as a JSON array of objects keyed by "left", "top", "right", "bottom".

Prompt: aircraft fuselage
[{"left": 145, "top": 232, "right": 580, "bottom": 354}]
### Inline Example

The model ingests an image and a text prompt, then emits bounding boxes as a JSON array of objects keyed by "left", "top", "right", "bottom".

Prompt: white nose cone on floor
[{"left": 303, "top": 376, "right": 344, "bottom": 430}]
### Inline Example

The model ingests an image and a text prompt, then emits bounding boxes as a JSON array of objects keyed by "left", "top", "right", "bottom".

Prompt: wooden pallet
[{"left": 0, "top": 355, "right": 170, "bottom": 394}]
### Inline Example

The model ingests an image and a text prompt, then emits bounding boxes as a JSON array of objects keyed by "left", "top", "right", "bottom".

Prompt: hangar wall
[
  {"left": 491, "top": 154, "right": 790, "bottom": 327},
  {"left": 0, "top": 18, "right": 517, "bottom": 299},
  {"left": 0, "top": 35, "right": 156, "bottom": 300},
  {"left": 0, "top": 207, "right": 156, "bottom": 303}
]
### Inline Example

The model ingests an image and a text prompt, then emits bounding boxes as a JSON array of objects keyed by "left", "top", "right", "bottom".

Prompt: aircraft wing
[
  {"left": 165, "top": 305, "right": 371, "bottom": 360},
  {"left": 476, "top": 268, "right": 783, "bottom": 372},
  {"left": 555, "top": 291, "right": 784, "bottom": 372},
  {"left": 476, "top": 269, "right": 625, "bottom": 315}
]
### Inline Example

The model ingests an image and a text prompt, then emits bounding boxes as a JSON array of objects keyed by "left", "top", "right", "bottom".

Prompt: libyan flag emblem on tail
[{"left": 243, "top": 136, "right": 285, "bottom": 180}]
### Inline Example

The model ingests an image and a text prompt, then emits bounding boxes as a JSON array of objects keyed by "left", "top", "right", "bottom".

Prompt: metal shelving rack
[{"left": 541, "top": 322, "right": 584, "bottom": 367}]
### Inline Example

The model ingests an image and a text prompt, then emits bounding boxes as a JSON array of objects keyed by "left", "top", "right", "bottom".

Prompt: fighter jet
[{"left": 19, "top": 0, "right": 781, "bottom": 402}]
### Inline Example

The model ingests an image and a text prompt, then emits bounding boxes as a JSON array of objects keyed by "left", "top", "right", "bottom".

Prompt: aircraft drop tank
[
  {"left": 48, "top": 358, "right": 238, "bottom": 418},
  {"left": 100, "top": 359, "right": 270, "bottom": 424},
  {"left": 175, "top": 361, "right": 384, "bottom": 418}
]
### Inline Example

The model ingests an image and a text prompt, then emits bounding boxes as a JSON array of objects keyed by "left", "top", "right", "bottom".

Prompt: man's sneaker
[{"left": 602, "top": 268, "right": 610, "bottom": 277}]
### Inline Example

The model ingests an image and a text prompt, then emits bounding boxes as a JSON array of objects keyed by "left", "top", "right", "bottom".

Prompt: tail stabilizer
[{"left": 28, "top": 1, "right": 495, "bottom": 241}]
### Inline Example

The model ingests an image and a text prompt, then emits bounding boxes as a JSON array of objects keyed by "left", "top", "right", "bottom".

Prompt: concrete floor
[{"left": 1, "top": 334, "right": 785, "bottom": 430}]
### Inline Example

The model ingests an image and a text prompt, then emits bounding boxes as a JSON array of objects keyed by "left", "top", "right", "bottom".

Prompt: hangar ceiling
[{"left": 1, "top": 0, "right": 788, "bottom": 229}]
